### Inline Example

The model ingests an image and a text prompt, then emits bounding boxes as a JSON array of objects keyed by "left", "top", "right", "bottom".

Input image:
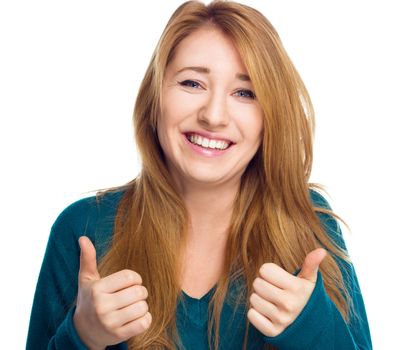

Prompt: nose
[{"left": 197, "top": 91, "right": 230, "bottom": 128}]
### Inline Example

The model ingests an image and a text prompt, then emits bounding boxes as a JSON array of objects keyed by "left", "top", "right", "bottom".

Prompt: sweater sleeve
[
  {"left": 26, "top": 198, "right": 92, "bottom": 349},
  {"left": 26, "top": 194, "right": 128, "bottom": 350},
  {"left": 262, "top": 191, "right": 372, "bottom": 350}
]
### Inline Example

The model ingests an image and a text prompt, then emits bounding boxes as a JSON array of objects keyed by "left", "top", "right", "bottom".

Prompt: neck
[{"left": 176, "top": 178, "right": 240, "bottom": 244}]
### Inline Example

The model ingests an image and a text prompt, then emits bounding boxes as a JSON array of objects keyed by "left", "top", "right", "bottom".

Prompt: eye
[
  {"left": 234, "top": 89, "right": 256, "bottom": 100},
  {"left": 178, "top": 80, "right": 202, "bottom": 89},
  {"left": 177, "top": 80, "right": 256, "bottom": 99}
]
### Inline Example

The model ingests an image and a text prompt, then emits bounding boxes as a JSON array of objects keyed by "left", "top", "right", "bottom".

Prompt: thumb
[
  {"left": 298, "top": 248, "right": 327, "bottom": 283},
  {"left": 78, "top": 236, "right": 100, "bottom": 283}
]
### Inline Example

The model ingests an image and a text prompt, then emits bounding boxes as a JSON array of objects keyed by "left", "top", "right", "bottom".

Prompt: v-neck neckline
[
  {"left": 177, "top": 285, "right": 217, "bottom": 328},
  {"left": 181, "top": 284, "right": 217, "bottom": 301}
]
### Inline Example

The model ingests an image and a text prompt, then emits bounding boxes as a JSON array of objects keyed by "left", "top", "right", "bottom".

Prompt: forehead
[{"left": 167, "top": 26, "right": 248, "bottom": 74}]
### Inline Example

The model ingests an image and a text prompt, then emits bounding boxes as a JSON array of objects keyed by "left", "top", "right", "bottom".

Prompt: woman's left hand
[{"left": 247, "top": 248, "right": 327, "bottom": 337}]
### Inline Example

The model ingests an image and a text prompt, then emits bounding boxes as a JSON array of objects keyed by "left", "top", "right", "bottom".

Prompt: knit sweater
[{"left": 26, "top": 189, "right": 372, "bottom": 349}]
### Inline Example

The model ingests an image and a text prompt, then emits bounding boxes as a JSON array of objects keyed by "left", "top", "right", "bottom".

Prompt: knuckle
[
  {"left": 283, "top": 298, "right": 299, "bottom": 315},
  {"left": 90, "top": 285, "right": 99, "bottom": 300},
  {"left": 120, "top": 313, "right": 152, "bottom": 339},
  {"left": 127, "top": 316, "right": 150, "bottom": 337},
  {"left": 122, "top": 269, "right": 138, "bottom": 284},
  {"left": 139, "top": 312, "right": 152, "bottom": 331},
  {"left": 273, "top": 325, "right": 284, "bottom": 337},
  {"left": 283, "top": 299, "right": 294, "bottom": 313},
  {"left": 252, "top": 277, "right": 262, "bottom": 289},
  {"left": 259, "top": 264, "right": 267, "bottom": 275},
  {"left": 274, "top": 312, "right": 290, "bottom": 326},
  {"left": 249, "top": 292, "right": 257, "bottom": 305},
  {"left": 134, "top": 285, "right": 148, "bottom": 300},
  {"left": 94, "top": 298, "right": 108, "bottom": 316},
  {"left": 112, "top": 327, "right": 126, "bottom": 340},
  {"left": 263, "top": 327, "right": 275, "bottom": 337},
  {"left": 271, "top": 311, "right": 282, "bottom": 324},
  {"left": 139, "top": 300, "right": 149, "bottom": 314},
  {"left": 266, "top": 330, "right": 275, "bottom": 337},
  {"left": 247, "top": 307, "right": 255, "bottom": 318},
  {"left": 94, "top": 304, "right": 103, "bottom": 317},
  {"left": 259, "top": 263, "right": 273, "bottom": 276},
  {"left": 101, "top": 316, "right": 117, "bottom": 331}
]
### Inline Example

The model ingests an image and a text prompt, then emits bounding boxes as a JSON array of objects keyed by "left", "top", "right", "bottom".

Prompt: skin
[
  {"left": 72, "top": 25, "right": 327, "bottom": 348},
  {"left": 73, "top": 237, "right": 152, "bottom": 350},
  {"left": 158, "top": 25, "right": 328, "bottom": 337},
  {"left": 159, "top": 26, "right": 263, "bottom": 245},
  {"left": 248, "top": 248, "right": 327, "bottom": 337},
  {"left": 158, "top": 25, "right": 264, "bottom": 297}
]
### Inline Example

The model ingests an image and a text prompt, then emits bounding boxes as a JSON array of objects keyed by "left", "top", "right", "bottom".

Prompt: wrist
[{"left": 73, "top": 308, "right": 105, "bottom": 350}]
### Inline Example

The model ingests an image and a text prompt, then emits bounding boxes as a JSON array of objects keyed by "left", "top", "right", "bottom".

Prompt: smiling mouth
[{"left": 185, "top": 133, "right": 232, "bottom": 150}]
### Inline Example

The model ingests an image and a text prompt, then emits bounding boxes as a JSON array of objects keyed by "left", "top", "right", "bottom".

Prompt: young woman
[{"left": 27, "top": 1, "right": 372, "bottom": 349}]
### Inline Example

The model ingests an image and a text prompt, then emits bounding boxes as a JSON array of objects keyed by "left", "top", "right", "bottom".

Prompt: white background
[{"left": 1, "top": 1, "right": 404, "bottom": 349}]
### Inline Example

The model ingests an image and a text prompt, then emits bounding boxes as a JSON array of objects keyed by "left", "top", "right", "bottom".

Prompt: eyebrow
[{"left": 176, "top": 66, "right": 251, "bottom": 82}]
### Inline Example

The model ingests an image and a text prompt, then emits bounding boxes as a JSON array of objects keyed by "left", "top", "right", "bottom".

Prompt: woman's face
[{"left": 158, "top": 26, "right": 263, "bottom": 189}]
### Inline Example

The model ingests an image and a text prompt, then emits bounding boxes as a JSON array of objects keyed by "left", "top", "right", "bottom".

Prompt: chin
[{"left": 186, "top": 170, "right": 229, "bottom": 185}]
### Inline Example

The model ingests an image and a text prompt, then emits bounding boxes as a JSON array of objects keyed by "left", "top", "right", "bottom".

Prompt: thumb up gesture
[
  {"left": 73, "top": 236, "right": 152, "bottom": 350},
  {"left": 247, "top": 248, "right": 327, "bottom": 337}
]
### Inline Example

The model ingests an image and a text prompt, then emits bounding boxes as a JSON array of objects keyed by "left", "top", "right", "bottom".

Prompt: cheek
[
  {"left": 159, "top": 97, "right": 182, "bottom": 137},
  {"left": 159, "top": 91, "right": 201, "bottom": 148},
  {"left": 235, "top": 110, "right": 264, "bottom": 144},
  {"left": 251, "top": 110, "right": 264, "bottom": 141},
  {"left": 162, "top": 88, "right": 197, "bottom": 121},
  {"left": 252, "top": 116, "right": 264, "bottom": 138}
]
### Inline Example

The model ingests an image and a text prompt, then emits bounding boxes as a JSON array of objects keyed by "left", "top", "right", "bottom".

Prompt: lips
[
  {"left": 183, "top": 133, "right": 234, "bottom": 157},
  {"left": 183, "top": 131, "right": 234, "bottom": 144}
]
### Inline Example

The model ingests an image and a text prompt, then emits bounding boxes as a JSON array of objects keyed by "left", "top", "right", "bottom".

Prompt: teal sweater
[{"left": 26, "top": 190, "right": 372, "bottom": 349}]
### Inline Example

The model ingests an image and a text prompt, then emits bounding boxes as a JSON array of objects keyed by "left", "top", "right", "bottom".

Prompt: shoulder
[
  {"left": 52, "top": 190, "right": 124, "bottom": 231},
  {"left": 50, "top": 189, "right": 125, "bottom": 258},
  {"left": 309, "top": 188, "right": 333, "bottom": 210},
  {"left": 309, "top": 188, "right": 347, "bottom": 250}
]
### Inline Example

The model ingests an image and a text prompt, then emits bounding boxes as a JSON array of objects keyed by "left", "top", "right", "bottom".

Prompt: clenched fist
[{"left": 73, "top": 236, "right": 152, "bottom": 350}]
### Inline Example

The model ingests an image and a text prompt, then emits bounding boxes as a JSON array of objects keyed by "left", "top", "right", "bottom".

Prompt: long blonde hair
[{"left": 98, "top": 1, "right": 351, "bottom": 349}]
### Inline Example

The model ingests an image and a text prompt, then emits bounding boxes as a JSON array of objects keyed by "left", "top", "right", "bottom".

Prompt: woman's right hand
[{"left": 73, "top": 236, "right": 152, "bottom": 350}]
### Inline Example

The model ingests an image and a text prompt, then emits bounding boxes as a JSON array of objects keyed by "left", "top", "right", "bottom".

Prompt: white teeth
[{"left": 188, "top": 134, "right": 230, "bottom": 150}]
